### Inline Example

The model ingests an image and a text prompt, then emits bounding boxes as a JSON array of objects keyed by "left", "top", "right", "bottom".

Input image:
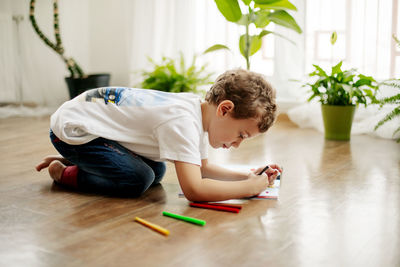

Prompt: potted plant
[
  {"left": 303, "top": 61, "right": 379, "bottom": 140},
  {"left": 29, "top": 0, "right": 110, "bottom": 98},
  {"left": 139, "top": 53, "right": 213, "bottom": 94},
  {"left": 204, "top": 0, "right": 302, "bottom": 70}
]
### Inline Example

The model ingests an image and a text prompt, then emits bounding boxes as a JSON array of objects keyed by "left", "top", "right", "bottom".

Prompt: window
[
  {"left": 304, "top": 0, "right": 397, "bottom": 79},
  {"left": 252, "top": 24, "right": 275, "bottom": 77}
]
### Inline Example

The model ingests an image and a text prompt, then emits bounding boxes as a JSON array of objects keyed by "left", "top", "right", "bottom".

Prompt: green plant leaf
[
  {"left": 259, "top": 30, "right": 272, "bottom": 38},
  {"left": 239, "top": 35, "right": 247, "bottom": 57},
  {"left": 242, "top": 0, "right": 252, "bottom": 5},
  {"left": 331, "top": 61, "right": 342, "bottom": 75},
  {"left": 179, "top": 52, "right": 185, "bottom": 73},
  {"left": 254, "top": 0, "right": 283, "bottom": 4},
  {"left": 358, "top": 74, "right": 377, "bottom": 83},
  {"left": 331, "top": 31, "right": 337, "bottom": 45},
  {"left": 250, "top": 36, "right": 263, "bottom": 55},
  {"left": 254, "top": 10, "right": 271, "bottom": 28},
  {"left": 376, "top": 88, "right": 400, "bottom": 105},
  {"left": 393, "top": 34, "right": 400, "bottom": 48},
  {"left": 341, "top": 70, "right": 356, "bottom": 83},
  {"left": 239, "top": 35, "right": 262, "bottom": 57},
  {"left": 363, "top": 88, "right": 373, "bottom": 98},
  {"left": 214, "top": 0, "right": 242, "bottom": 22},
  {"left": 375, "top": 107, "right": 400, "bottom": 130},
  {"left": 259, "top": 30, "right": 295, "bottom": 44},
  {"left": 203, "top": 44, "right": 231, "bottom": 54},
  {"left": 268, "top": 10, "right": 302, "bottom": 33},
  {"left": 236, "top": 13, "right": 250, "bottom": 25},
  {"left": 311, "top": 64, "right": 328, "bottom": 77},
  {"left": 342, "top": 84, "right": 352, "bottom": 93},
  {"left": 354, "top": 78, "right": 372, "bottom": 87},
  {"left": 255, "top": 0, "right": 297, "bottom": 11}
]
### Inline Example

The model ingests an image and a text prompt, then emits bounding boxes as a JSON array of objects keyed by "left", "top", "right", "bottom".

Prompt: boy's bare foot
[
  {"left": 48, "top": 160, "right": 66, "bottom": 182},
  {"left": 35, "top": 155, "right": 71, "bottom": 172}
]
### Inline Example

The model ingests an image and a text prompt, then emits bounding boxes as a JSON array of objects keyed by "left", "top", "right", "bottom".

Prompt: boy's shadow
[{"left": 47, "top": 181, "right": 167, "bottom": 203}]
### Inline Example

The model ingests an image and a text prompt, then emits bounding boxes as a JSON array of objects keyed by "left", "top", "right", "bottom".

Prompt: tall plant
[
  {"left": 204, "top": 0, "right": 302, "bottom": 70},
  {"left": 29, "top": 0, "right": 85, "bottom": 78}
]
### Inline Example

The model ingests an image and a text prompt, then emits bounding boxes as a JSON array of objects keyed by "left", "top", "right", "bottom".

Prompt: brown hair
[{"left": 205, "top": 69, "right": 277, "bottom": 133}]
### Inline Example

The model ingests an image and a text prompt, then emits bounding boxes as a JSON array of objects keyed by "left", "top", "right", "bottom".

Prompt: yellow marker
[{"left": 134, "top": 216, "right": 170, "bottom": 236}]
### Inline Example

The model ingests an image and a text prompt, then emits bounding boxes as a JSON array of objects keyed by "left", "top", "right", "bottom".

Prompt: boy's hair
[{"left": 205, "top": 69, "right": 277, "bottom": 133}]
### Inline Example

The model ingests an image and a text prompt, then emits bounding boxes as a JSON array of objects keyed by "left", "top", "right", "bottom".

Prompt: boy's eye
[{"left": 239, "top": 132, "right": 249, "bottom": 139}]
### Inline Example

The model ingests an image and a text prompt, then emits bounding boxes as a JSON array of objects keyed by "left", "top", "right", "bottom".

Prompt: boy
[{"left": 36, "top": 69, "right": 282, "bottom": 202}]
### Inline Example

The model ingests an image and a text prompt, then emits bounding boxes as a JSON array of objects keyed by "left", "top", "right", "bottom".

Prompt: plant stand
[
  {"left": 65, "top": 74, "right": 110, "bottom": 99},
  {"left": 321, "top": 104, "right": 356, "bottom": 140}
]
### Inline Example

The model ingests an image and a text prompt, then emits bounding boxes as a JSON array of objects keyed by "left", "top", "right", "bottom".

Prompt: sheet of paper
[{"left": 250, "top": 179, "right": 280, "bottom": 199}]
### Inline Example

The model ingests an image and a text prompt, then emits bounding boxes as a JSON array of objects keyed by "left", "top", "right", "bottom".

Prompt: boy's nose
[{"left": 232, "top": 139, "right": 242, "bottom": 148}]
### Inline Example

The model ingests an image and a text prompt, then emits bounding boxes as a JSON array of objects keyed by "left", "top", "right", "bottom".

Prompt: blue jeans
[{"left": 50, "top": 130, "right": 166, "bottom": 197}]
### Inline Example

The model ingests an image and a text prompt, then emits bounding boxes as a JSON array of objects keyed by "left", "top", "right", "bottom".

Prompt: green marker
[{"left": 162, "top": 211, "right": 206, "bottom": 226}]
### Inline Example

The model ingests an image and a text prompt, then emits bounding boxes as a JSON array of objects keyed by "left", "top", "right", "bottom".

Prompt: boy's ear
[{"left": 216, "top": 100, "right": 234, "bottom": 117}]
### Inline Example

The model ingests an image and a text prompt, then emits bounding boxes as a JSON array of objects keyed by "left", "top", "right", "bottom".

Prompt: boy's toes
[
  {"left": 35, "top": 164, "right": 41, "bottom": 172},
  {"left": 35, "top": 161, "right": 47, "bottom": 172},
  {"left": 48, "top": 160, "right": 66, "bottom": 182}
]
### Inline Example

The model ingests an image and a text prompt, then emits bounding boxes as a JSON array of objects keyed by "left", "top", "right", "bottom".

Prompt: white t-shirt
[{"left": 50, "top": 87, "right": 208, "bottom": 166}]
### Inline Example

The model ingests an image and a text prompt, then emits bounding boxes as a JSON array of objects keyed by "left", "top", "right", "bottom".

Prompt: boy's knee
[
  {"left": 135, "top": 172, "right": 155, "bottom": 195},
  {"left": 152, "top": 162, "right": 166, "bottom": 184},
  {"left": 118, "top": 167, "right": 155, "bottom": 197}
]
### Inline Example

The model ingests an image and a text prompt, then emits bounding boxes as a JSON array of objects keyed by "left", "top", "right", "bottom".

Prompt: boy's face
[{"left": 207, "top": 101, "right": 261, "bottom": 149}]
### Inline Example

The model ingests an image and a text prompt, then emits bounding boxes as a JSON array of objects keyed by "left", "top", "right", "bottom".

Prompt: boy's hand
[
  {"left": 253, "top": 164, "right": 282, "bottom": 186},
  {"left": 35, "top": 155, "right": 71, "bottom": 171},
  {"left": 247, "top": 172, "right": 271, "bottom": 196}
]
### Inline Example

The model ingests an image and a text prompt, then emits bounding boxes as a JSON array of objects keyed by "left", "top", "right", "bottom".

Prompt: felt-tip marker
[
  {"left": 258, "top": 165, "right": 282, "bottom": 181},
  {"left": 257, "top": 165, "right": 269, "bottom": 175},
  {"left": 162, "top": 211, "right": 206, "bottom": 226},
  {"left": 258, "top": 165, "right": 279, "bottom": 186},
  {"left": 134, "top": 216, "right": 170, "bottom": 236}
]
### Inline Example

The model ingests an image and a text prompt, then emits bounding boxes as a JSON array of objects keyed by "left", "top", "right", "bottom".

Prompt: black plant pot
[{"left": 65, "top": 73, "right": 111, "bottom": 99}]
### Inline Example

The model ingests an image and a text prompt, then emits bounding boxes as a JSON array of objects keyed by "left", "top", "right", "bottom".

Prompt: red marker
[
  {"left": 190, "top": 202, "right": 241, "bottom": 213},
  {"left": 204, "top": 203, "right": 242, "bottom": 210}
]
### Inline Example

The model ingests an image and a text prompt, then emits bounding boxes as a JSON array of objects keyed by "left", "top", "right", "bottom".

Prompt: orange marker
[{"left": 134, "top": 216, "right": 170, "bottom": 236}]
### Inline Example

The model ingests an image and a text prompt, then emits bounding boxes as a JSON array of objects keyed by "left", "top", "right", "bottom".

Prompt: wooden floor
[{"left": 0, "top": 114, "right": 399, "bottom": 267}]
